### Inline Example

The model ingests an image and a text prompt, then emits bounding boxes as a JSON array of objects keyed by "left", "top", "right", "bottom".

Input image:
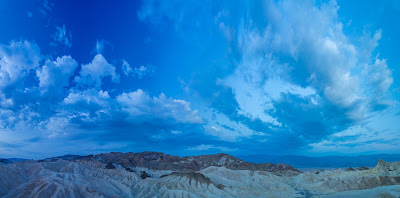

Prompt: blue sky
[{"left": 0, "top": 0, "right": 400, "bottom": 159}]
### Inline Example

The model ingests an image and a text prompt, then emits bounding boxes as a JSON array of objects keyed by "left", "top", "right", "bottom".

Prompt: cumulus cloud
[
  {"left": 0, "top": 38, "right": 209, "bottom": 157},
  {"left": 75, "top": 54, "right": 120, "bottom": 88},
  {"left": 38, "top": 116, "right": 71, "bottom": 138},
  {"left": 0, "top": 41, "right": 41, "bottom": 88},
  {"left": 0, "top": 105, "right": 40, "bottom": 129},
  {"left": 224, "top": 0, "right": 394, "bottom": 148},
  {"left": 0, "top": 92, "right": 13, "bottom": 108},
  {"left": 36, "top": 56, "right": 78, "bottom": 99},
  {"left": 0, "top": 41, "right": 43, "bottom": 129},
  {"left": 222, "top": 1, "right": 394, "bottom": 147},
  {"left": 226, "top": 0, "right": 363, "bottom": 120},
  {"left": 117, "top": 89, "right": 203, "bottom": 124},
  {"left": 63, "top": 89, "right": 111, "bottom": 113}
]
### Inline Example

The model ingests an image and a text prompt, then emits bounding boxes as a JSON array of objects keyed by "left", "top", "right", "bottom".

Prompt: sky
[{"left": 0, "top": 0, "right": 400, "bottom": 159}]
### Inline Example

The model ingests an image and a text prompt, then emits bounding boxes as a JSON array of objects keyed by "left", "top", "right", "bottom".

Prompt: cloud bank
[
  {"left": 138, "top": 0, "right": 397, "bottom": 154},
  {"left": 0, "top": 0, "right": 398, "bottom": 158},
  {"left": 0, "top": 40, "right": 203, "bottom": 158}
]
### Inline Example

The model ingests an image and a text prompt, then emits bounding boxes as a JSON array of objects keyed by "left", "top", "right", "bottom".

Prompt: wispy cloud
[
  {"left": 122, "top": 60, "right": 154, "bottom": 79},
  {"left": 187, "top": 144, "right": 237, "bottom": 152},
  {"left": 51, "top": 25, "right": 71, "bottom": 48}
]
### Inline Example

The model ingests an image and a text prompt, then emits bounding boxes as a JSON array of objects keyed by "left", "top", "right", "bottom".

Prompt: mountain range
[{"left": 1, "top": 152, "right": 400, "bottom": 197}]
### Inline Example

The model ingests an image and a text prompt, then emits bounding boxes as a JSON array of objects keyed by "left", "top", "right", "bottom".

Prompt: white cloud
[
  {"left": 0, "top": 39, "right": 204, "bottom": 157},
  {"left": 331, "top": 125, "right": 369, "bottom": 138},
  {"left": 364, "top": 58, "right": 393, "bottom": 96},
  {"left": 264, "top": 78, "right": 316, "bottom": 101},
  {"left": 64, "top": 89, "right": 110, "bottom": 106},
  {"left": 171, "top": 130, "right": 182, "bottom": 134},
  {"left": 0, "top": 92, "right": 13, "bottom": 108},
  {"left": 309, "top": 137, "right": 400, "bottom": 155},
  {"left": 135, "top": 65, "right": 153, "bottom": 79},
  {"left": 135, "top": 1, "right": 396, "bottom": 153},
  {"left": 263, "top": 0, "right": 374, "bottom": 116},
  {"left": 0, "top": 105, "right": 40, "bottom": 129},
  {"left": 309, "top": 107, "right": 400, "bottom": 154},
  {"left": 122, "top": 59, "right": 133, "bottom": 76},
  {"left": 224, "top": 53, "right": 315, "bottom": 125},
  {"left": 75, "top": 54, "right": 120, "bottom": 88},
  {"left": 61, "top": 89, "right": 113, "bottom": 124},
  {"left": 117, "top": 89, "right": 203, "bottom": 124},
  {"left": 0, "top": 41, "right": 42, "bottom": 88},
  {"left": 36, "top": 55, "right": 78, "bottom": 95},
  {"left": 221, "top": 0, "right": 392, "bottom": 126},
  {"left": 122, "top": 59, "right": 154, "bottom": 78},
  {"left": 202, "top": 108, "right": 264, "bottom": 142},
  {"left": 38, "top": 116, "right": 71, "bottom": 138}
]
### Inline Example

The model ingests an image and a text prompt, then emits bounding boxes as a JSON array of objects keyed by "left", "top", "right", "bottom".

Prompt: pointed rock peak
[
  {"left": 160, "top": 172, "right": 212, "bottom": 185},
  {"left": 105, "top": 162, "right": 115, "bottom": 169},
  {"left": 345, "top": 167, "right": 355, "bottom": 171}
]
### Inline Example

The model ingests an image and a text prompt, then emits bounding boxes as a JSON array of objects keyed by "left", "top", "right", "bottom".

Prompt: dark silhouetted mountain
[
  {"left": 0, "top": 159, "right": 11, "bottom": 164},
  {"left": 38, "top": 154, "right": 82, "bottom": 162},
  {"left": 0, "top": 158, "right": 29, "bottom": 164}
]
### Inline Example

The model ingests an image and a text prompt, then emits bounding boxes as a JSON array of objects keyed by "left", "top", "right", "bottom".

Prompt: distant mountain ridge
[
  {"left": 0, "top": 158, "right": 30, "bottom": 164},
  {"left": 43, "top": 151, "right": 301, "bottom": 176},
  {"left": 4, "top": 153, "right": 400, "bottom": 169},
  {"left": 37, "top": 154, "right": 81, "bottom": 162},
  {"left": 239, "top": 154, "right": 400, "bottom": 168}
]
